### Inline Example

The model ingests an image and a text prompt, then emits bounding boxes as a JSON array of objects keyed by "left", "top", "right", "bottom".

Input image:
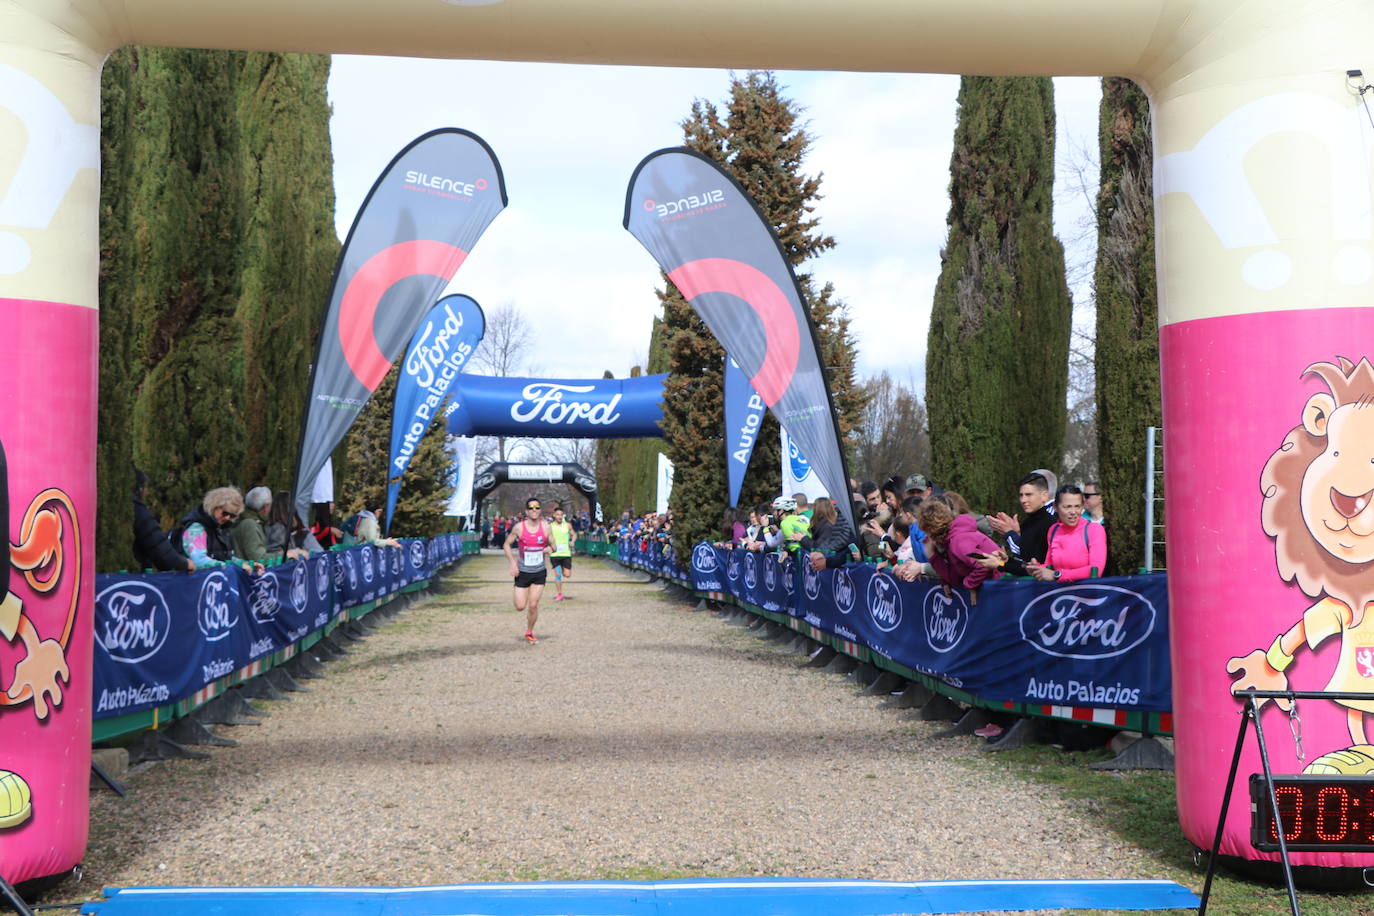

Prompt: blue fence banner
[
  {"left": 445, "top": 373, "right": 667, "bottom": 439},
  {"left": 92, "top": 536, "right": 464, "bottom": 719},
  {"left": 386, "top": 294, "right": 486, "bottom": 531},
  {"left": 688, "top": 544, "right": 1170, "bottom": 712},
  {"left": 617, "top": 536, "right": 688, "bottom": 585}
]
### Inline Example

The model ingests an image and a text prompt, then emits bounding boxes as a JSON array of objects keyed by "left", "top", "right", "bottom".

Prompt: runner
[
  {"left": 548, "top": 504, "right": 576, "bottom": 602},
  {"left": 504, "top": 498, "right": 551, "bottom": 643}
]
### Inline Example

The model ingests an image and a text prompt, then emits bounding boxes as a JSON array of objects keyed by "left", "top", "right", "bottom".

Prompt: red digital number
[
  {"left": 1270, "top": 785, "right": 1303, "bottom": 841},
  {"left": 1315, "top": 786, "right": 1350, "bottom": 841}
]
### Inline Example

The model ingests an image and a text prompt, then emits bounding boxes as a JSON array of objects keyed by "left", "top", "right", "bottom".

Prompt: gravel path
[{"left": 64, "top": 553, "right": 1171, "bottom": 900}]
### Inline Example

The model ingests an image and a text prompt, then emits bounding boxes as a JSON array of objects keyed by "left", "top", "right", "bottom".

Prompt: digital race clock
[{"left": 1251, "top": 774, "right": 1374, "bottom": 852}]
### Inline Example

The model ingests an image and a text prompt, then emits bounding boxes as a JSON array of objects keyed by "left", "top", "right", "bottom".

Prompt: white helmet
[{"left": 772, "top": 496, "right": 796, "bottom": 513}]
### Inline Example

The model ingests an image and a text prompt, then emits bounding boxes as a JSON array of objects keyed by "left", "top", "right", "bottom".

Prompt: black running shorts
[
  {"left": 514, "top": 569, "right": 547, "bottom": 588},
  {"left": 550, "top": 555, "right": 572, "bottom": 571}
]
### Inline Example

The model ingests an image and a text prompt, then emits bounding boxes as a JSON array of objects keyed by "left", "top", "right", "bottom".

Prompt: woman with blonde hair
[{"left": 176, "top": 486, "right": 261, "bottom": 573}]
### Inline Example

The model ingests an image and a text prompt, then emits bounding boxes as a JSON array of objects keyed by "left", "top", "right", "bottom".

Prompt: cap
[{"left": 904, "top": 473, "right": 930, "bottom": 493}]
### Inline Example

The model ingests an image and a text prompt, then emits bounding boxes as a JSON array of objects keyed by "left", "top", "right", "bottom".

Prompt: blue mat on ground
[{"left": 81, "top": 877, "right": 1200, "bottom": 915}]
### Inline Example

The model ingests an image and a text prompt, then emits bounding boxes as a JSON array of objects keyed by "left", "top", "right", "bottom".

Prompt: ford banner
[
  {"left": 386, "top": 294, "right": 485, "bottom": 531},
  {"left": 445, "top": 373, "right": 667, "bottom": 439},
  {"left": 690, "top": 545, "right": 1170, "bottom": 712}
]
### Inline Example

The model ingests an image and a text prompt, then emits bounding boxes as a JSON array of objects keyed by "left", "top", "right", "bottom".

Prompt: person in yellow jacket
[{"left": 548, "top": 504, "right": 577, "bottom": 602}]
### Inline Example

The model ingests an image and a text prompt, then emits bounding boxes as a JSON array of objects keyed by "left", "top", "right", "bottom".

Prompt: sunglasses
[
  {"left": 526, "top": 504, "right": 541, "bottom": 510},
  {"left": 1084, "top": 491, "right": 1100, "bottom": 497}
]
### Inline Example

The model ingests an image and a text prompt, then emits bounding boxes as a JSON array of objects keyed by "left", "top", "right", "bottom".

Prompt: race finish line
[{"left": 81, "top": 877, "right": 1199, "bottom": 915}]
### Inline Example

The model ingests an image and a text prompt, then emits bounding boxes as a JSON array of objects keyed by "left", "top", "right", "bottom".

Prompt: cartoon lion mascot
[{"left": 1228, "top": 356, "right": 1374, "bottom": 773}]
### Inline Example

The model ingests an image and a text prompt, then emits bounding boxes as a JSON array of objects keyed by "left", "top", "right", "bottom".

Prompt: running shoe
[
  {"left": 553, "top": 594, "right": 564, "bottom": 602},
  {"left": 973, "top": 723, "right": 1004, "bottom": 739},
  {"left": 524, "top": 632, "right": 538, "bottom": 643}
]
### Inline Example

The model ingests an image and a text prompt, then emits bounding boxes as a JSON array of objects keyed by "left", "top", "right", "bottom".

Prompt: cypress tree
[
  {"left": 1093, "top": 78, "right": 1158, "bottom": 575},
  {"left": 97, "top": 48, "right": 337, "bottom": 569},
  {"left": 926, "top": 76, "right": 1071, "bottom": 515},
  {"left": 595, "top": 320, "right": 670, "bottom": 517},
  {"left": 659, "top": 72, "right": 861, "bottom": 551}
]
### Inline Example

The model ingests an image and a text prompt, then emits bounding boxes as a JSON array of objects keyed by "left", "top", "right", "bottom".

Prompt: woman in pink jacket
[
  {"left": 1028, "top": 485, "right": 1107, "bottom": 582},
  {"left": 917, "top": 498, "right": 1004, "bottom": 594}
]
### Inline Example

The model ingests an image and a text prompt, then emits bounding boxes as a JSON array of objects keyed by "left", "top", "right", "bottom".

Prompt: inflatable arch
[
  {"left": 2, "top": 0, "right": 1372, "bottom": 884},
  {"left": 472, "top": 462, "right": 599, "bottom": 525}
]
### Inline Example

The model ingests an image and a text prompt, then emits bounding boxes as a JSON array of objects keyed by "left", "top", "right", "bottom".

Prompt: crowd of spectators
[
  {"left": 131, "top": 470, "right": 405, "bottom": 575},
  {"left": 706, "top": 468, "right": 1110, "bottom": 596}
]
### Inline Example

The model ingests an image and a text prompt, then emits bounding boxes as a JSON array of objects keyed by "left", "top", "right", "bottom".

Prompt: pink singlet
[{"left": 516, "top": 521, "right": 549, "bottom": 572}]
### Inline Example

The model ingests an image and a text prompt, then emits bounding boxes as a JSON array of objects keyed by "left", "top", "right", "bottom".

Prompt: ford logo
[
  {"left": 410, "top": 541, "right": 426, "bottom": 569},
  {"left": 866, "top": 573, "right": 903, "bottom": 633},
  {"left": 345, "top": 554, "right": 358, "bottom": 590},
  {"left": 802, "top": 561, "right": 821, "bottom": 600},
  {"left": 833, "top": 568, "right": 857, "bottom": 615},
  {"left": 923, "top": 587, "right": 968, "bottom": 652},
  {"left": 788, "top": 437, "right": 812, "bottom": 481},
  {"left": 1020, "top": 584, "right": 1157, "bottom": 660},
  {"left": 743, "top": 552, "right": 758, "bottom": 589},
  {"left": 726, "top": 550, "right": 741, "bottom": 582},
  {"left": 391, "top": 549, "right": 402, "bottom": 575},
  {"left": 361, "top": 548, "right": 375, "bottom": 583},
  {"left": 694, "top": 545, "right": 714, "bottom": 573},
  {"left": 96, "top": 581, "right": 171, "bottom": 663},
  {"left": 290, "top": 562, "right": 309, "bottom": 613},
  {"left": 197, "top": 571, "right": 239, "bottom": 642},
  {"left": 249, "top": 573, "right": 280, "bottom": 623},
  {"left": 316, "top": 556, "right": 331, "bottom": 599},
  {"left": 783, "top": 558, "right": 795, "bottom": 595},
  {"left": 763, "top": 557, "right": 777, "bottom": 591}
]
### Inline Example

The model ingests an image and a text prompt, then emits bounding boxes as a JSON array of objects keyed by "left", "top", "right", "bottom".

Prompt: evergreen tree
[
  {"left": 339, "top": 364, "right": 455, "bottom": 538},
  {"left": 926, "top": 76, "right": 1071, "bottom": 515},
  {"left": 659, "top": 72, "right": 862, "bottom": 551},
  {"left": 97, "top": 48, "right": 336, "bottom": 569},
  {"left": 595, "top": 321, "right": 669, "bottom": 517},
  {"left": 1093, "top": 78, "right": 1158, "bottom": 574}
]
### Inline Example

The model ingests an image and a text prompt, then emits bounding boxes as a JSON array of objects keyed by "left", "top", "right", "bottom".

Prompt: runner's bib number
[{"left": 522, "top": 550, "right": 545, "bottom": 567}]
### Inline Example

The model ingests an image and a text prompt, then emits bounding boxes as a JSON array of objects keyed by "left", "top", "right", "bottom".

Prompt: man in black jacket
[
  {"left": 989, "top": 472, "right": 1056, "bottom": 575},
  {"left": 131, "top": 469, "right": 193, "bottom": 572}
]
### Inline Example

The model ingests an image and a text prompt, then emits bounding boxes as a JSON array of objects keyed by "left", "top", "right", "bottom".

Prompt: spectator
[
  {"left": 878, "top": 518, "right": 912, "bottom": 570},
  {"left": 881, "top": 475, "right": 904, "bottom": 513},
  {"left": 988, "top": 473, "right": 1056, "bottom": 575},
  {"left": 859, "top": 505, "right": 893, "bottom": 559},
  {"left": 803, "top": 496, "right": 857, "bottom": 570},
  {"left": 1083, "top": 482, "right": 1105, "bottom": 525},
  {"left": 132, "top": 468, "right": 193, "bottom": 572},
  {"left": 1030, "top": 468, "right": 1059, "bottom": 501},
  {"left": 773, "top": 496, "right": 808, "bottom": 556},
  {"left": 937, "top": 490, "right": 996, "bottom": 539},
  {"left": 311, "top": 501, "right": 344, "bottom": 549},
  {"left": 917, "top": 498, "right": 1003, "bottom": 597},
  {"left": 860, "top": 481, "right": 882, "bottom": 515},
  {"left": 904, "top": 472, "right": 936, "bottom": 502},
  {"left": 230, "top": 486, "right": 273, "bottom": 563},
  {"left": 793, "top": 493, "right": 812, "bottom": 519},
  {"left": 1028, "top": 485, "right": 1107, "bottom": 582},
  {"left": 344, "top": 498, "right": 402, "bottom": 548},
  {"left": 178, "top": 487, "right": 261, "bottom": 573}
]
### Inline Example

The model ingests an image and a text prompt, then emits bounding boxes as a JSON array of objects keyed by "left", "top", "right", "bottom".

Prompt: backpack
[{"left": 341, "top": 512, "right": 364, "bottom": 542}]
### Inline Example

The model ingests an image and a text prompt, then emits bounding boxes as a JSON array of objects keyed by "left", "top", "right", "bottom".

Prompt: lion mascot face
[{"left": 1262, "top": 357, "right": 1374, "bottom": 622}]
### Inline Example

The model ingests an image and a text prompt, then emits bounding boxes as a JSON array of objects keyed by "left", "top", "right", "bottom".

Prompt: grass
[{"left": 972, "top": 743, "right": 1374, "bottom": 915}]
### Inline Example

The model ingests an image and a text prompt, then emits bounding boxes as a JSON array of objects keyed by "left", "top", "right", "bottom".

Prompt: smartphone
[{"left": 968, "top": 552, "right": 989, "bottom": 560}]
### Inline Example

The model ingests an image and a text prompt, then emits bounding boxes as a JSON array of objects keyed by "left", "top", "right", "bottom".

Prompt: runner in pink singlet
[{"left": 503, "top": 498, "right": 551, "bottom": 643}]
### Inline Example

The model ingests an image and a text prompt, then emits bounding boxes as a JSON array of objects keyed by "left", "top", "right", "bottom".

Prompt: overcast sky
[{"left": 328, "top": 58, "right": 1101, "bottom": 393}]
